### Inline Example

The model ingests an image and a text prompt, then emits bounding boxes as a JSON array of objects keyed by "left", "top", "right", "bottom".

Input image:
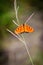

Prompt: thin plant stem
[
  {"left": 7, "top": 29, "right": 24, "bottom": 43},
  {"left": 25, "top": 13, "right": 34, "bottom": 24},
  {"left": 12, "top": 20, "right": 19, "bottom": 26},
  {"left": 21, "top": 35, "right": 34, "bottom": 65},
  {"left": 9, "top": 0, "right": 35, "bottom": 65},
  {"left": 14, "top": 0, "right": 19, "bottom": 25}
]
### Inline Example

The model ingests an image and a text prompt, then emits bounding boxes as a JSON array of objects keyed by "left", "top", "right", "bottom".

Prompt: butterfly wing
[
  {"left": 24, "top": 24, "right": 34, "bottom": 33},
  {"left": 14, "top": 25, "right": 24, "bottom": 34}
]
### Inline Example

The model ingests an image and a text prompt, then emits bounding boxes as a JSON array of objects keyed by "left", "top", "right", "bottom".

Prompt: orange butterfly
[{"left": 14, "top": 24, "right": 34, "bottom": 34}]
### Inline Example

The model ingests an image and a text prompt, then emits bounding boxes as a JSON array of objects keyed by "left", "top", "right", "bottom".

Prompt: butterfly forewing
[
  {"left": 14, "top": 25, "right": 24, "bottom": 34},
  {"left": 24, "top": 24, "right": 34, "bottom": 33}
]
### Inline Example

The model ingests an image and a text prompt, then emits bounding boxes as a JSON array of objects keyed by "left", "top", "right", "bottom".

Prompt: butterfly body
[{"left": 14, "top": 24, "right": 34, "bottom": 34}]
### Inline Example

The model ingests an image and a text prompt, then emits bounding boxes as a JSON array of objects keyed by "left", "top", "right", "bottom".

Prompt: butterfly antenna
[
  {"left": 20, "top": 35, "right": 34, "bottom": 65},
  {"left": 25, "top": 12, "right": 35, "bottom": 24},
  {"left": 14, "top": 0, "right": 19, "bottom": 25},
  {"left": 12, "top": 20, "right": 19, "bottom": 26}
]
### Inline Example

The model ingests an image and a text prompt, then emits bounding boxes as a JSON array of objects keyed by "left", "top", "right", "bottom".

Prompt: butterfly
[{"left": 14, "top": 24, "right": 34, "bottom": 34}]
